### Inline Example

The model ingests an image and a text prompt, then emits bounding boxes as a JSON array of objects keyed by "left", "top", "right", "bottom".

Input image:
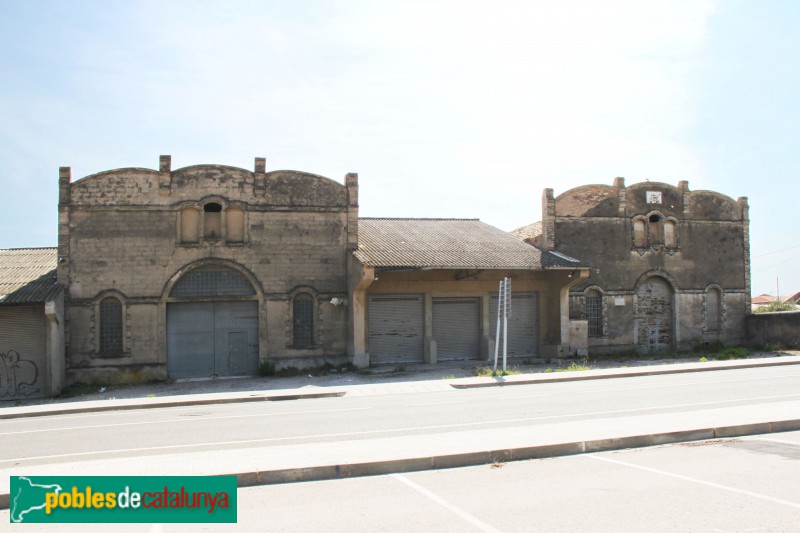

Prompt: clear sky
[{"left": 1, "top": 0, "right": 797, "bottom": 297}]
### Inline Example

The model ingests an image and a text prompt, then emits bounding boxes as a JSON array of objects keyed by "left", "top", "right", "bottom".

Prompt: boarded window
[
  {"left": 293, "top": 293, "right": 315, "bottom": 348},
  {"left": 633, "top": 219, "right": 646, "bottom": 247},
  {"left": 664, "top": 220, "right": 676, "bottom": 247},
  {"left": 100, "top": 297, "right": 123, "bottom": 355},
  {"left": 586, "top": 290, "right": 603, "bottom": 337},
  {"left": 204, "top": 203, "right": 222, "bottom": 239},
  {"left": 179, "top": 207, "right": 200, "bottom": 243},
  {"left": 648, "top": 214, "right": 662, "bottom": 244},
  {"left": 227, "top": 207, "right": 245, "bottom": 242},
  {"left": 706, "top": 288, "right": 721, "bottom": 331}
]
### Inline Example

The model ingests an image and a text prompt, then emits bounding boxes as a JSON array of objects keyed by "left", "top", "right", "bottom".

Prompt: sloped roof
[
  {"left": 355, "top": 218, "right": 584, "bottom": 270},
  {"left": 0, "top": 248, "right": 61, "bottom": 304},
  {"left": 511, "top": 221, "right": 543, "bottom": 242}
]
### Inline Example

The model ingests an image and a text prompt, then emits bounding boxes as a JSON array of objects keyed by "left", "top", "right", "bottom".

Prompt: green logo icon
[{"left": 10, "top": 476, "right": 237, "bottom": 523}]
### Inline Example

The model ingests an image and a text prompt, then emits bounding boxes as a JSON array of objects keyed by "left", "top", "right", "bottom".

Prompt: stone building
[
  {"left": 513, "top": 178, "right": 750, "bottom": 354},
  {"left": 55, "top": 156, "right": 586, "bottom": 385}
]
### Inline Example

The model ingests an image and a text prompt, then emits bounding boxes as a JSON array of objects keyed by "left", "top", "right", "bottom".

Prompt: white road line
[
  {"left": 391, "top": 474, "right": 501, "bottom": 533},
  {"left": 575, "top": 373, "right": 800, "bottom": 395},
  {"left": 408, "top": 401, "right": 469, "bottom": 406},
  {"left": 0, "top": 407, "right": 372, "bottom": 436},
  {"left": 589, "top": 455, "right": 800, "bottom": 509},
  {"left": 4, "top": 393, "right": 800, "bottom": 464}
]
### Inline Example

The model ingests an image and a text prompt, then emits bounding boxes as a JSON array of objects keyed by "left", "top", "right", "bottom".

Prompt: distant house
[
  {"left": 751, "top": 294, "right": 778, "bottom": 309},
  {"left": 0, "top": 248, "right": 65, "bottom": 400}
]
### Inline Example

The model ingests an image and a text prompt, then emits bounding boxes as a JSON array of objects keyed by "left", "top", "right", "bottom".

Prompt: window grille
[
  {"left": 586, "top": 292, "right": 603, "bottom": 337},
  {"left": 170, "top": 267, "right": 255, "bottom": 297},
  {"left": 100, "top": 297, "right": 123, "bottom": 355},
  {"left": 293, "top": 294, "right": 315, "bottom": 348}
]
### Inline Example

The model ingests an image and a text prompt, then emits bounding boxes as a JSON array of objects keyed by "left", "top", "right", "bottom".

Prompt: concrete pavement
[{"left": 2, "top": 354, "right": 800, "bottom": 510}]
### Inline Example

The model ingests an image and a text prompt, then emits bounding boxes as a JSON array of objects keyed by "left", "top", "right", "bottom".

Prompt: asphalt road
[
  {"left": 4, "top": 430, "right": 800, "bottom": 532},
  {"left": 2, "top": 364, "right": 799, "bottom": 469}
]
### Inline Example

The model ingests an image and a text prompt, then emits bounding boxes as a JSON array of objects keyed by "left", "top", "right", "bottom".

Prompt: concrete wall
[
  {"left": 548, "top": 179, "right": 750, "bottom": 354},
  {"left": 59, "top": 158, "right": 357, "bottom": 383},
  {"left": 746, "top": 311, "right": 800, "bottom": 348}
]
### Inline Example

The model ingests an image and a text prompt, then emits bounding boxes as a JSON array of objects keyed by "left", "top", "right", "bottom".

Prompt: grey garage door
[
  {"left": 167, "top": 301, "right": 259, "bottom": 378},
  {"left": 490, "top": 292, "right": 539, "bottom": 357},
  {"left": 636, "top": 276, "right": 673, "bottom": 354},
  {"left": 433, "top": 297, "right": 481, "bottom": 361},
  {"left": 368, "top": 295, "right": 424, "bottom": 365}
]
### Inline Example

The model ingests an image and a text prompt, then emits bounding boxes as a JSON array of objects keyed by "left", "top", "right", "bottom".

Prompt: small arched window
[
  {"left": 179, "top": 207, "right": 200, "bottom": 243},
  {"left": 292, "top": 293, "right": 315, "bottom": 348},
  {"left": 706, "top": 287, "right": 721, "bottom": 332},
  {"left": 664, "top": 220, "right": 676, "bottom": 248},
  {"left": 203, "top": 202, "right": 222, "bottom": 239},
  {"left": 586, "top": 289, "right": 603, "bottom": 337},
  {"left": 99, "top": 297, "right": 123, "bottom": 355},
  {"left": 633, "top": 219, "right": 646, "bottom": 247}
]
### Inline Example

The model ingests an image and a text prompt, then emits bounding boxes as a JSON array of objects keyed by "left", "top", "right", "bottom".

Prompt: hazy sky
[{"left": 1, "top": 0, "right": 798, "bottom": 296}]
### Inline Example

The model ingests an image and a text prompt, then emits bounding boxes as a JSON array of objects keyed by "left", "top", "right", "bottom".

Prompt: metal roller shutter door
[
  {"left": 0, "top": 306, "right": 48, "bottom": 399},
  {"left": 368, "top": 295, "right": 424, "bottom": 365},
  {"left": 490, "top": 292, "right": 539, "bottom": 357},
  {"left": 432, "top": 297, "right": 480, "bottom": 360}
]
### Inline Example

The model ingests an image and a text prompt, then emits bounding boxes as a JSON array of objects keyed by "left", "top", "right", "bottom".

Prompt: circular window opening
[
  {"left": 649, "top": 214, "right": 660, "bottom": 223},
  {"left": 204, "top": 202, "right": 222, "bottom": 212}
]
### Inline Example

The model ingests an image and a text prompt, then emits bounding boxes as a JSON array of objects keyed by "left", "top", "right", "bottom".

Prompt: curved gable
[
  {"left": 686, "top": 190, "right": 741, "bottom": 221},
  {"left": 71, "top": 168, "right": 159, "bottom": 205},
  {"left": 265, "top": 170, "right": 347, "bottom": 208},
  {"left": 555, "top": 185, "right": 618, "bottom": 217}
]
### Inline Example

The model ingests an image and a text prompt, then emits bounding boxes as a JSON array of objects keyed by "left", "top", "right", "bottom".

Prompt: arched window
[
  {"left": 633, "top": 219, "right": 646, "bottom": 247},
  {"left": 586, "top": 289, "right": 603, "bottom": 337},
  {"left": 179, "top": 207, "right": 200, "bottom": 243},
  {"left": 99, "top": 297, "right": 123, "bottom": 355},
  {"left": 203, "top": 202, "right": 222, "bottom": 239},
  {"left": 706, "top": 287, "right": 721, "bottom": 332},
  {"left": 226, "top": 207, "right": 245, "bottom": 242},
  {"left": 664, "top": 220, "right": 676, "bottom": 248},
  {"left": 292, "top": 293, "right": 315, "bottom": 348}
]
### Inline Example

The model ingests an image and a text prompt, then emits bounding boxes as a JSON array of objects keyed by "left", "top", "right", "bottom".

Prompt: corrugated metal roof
[
  {"left": 355, "top": 218, "right": 585, "bottom": 270},
  {"left": 0, "top": 248, "right": 61, "bottom": 304}
]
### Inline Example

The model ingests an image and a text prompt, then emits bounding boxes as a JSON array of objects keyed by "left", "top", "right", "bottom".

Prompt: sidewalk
[{"left": 3, "top": 354, "right": 800, "bottom": 510}]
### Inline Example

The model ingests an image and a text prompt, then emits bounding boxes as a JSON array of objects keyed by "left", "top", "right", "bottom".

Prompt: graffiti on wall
[{"left": 0, "top": 350, "right": 39, "bottom": 398}]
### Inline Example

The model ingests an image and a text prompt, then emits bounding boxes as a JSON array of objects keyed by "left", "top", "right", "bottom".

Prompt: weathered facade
[
  {"left": 56, "top": 156, "right": 587, "bottom": 385},
  {"left": 58, "top": 157, "right": 356, "bottom": 383},
  {"left": 515, "top": 178, "right": 750, "bottom": 354},
  {"left": 0, "top": 248, "right": 65, "bottom": 400}
]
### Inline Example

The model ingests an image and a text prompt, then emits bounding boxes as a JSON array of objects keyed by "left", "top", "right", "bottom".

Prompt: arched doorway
[
  {"left": 635, "top": 276, "right": 674, "bottom": 354},
  {"left": 166, "top": 265, "right": 259, "bottom": 378}
]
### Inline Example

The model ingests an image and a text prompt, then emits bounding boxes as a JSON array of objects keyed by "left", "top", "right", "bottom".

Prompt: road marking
[
  {"left": 589, "top": 455, "right": 800, "bottom": 509},
  {"left": 408, "top": 401, "right": 469, "bottom": 406},
  {"left": 0, "top": 407, "right": 372, "bottom": 436},
  {"left": 391, "top": 474, "right": 501, "bottom": 533},
  {"left": 575, "top": 373, "right": 800, "bottom": 395},
  {"left": 4, "top": 394, "right": 800, "bottom": 463}
]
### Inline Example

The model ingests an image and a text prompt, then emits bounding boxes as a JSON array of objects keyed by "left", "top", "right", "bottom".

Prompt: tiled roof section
[
  {"left": 511, "top": 221, "right": 542, "bottom": 241},
  {"left": 355, "top": 218, "right": 585, "bottom": 270},
  {"left": 0, "top": 248, "right": 61, "bottom": 304}
]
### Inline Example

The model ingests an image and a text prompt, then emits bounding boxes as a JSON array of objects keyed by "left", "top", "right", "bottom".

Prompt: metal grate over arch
[{"left": 169, "top": 266, "right": 255, "bottom": 298}]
